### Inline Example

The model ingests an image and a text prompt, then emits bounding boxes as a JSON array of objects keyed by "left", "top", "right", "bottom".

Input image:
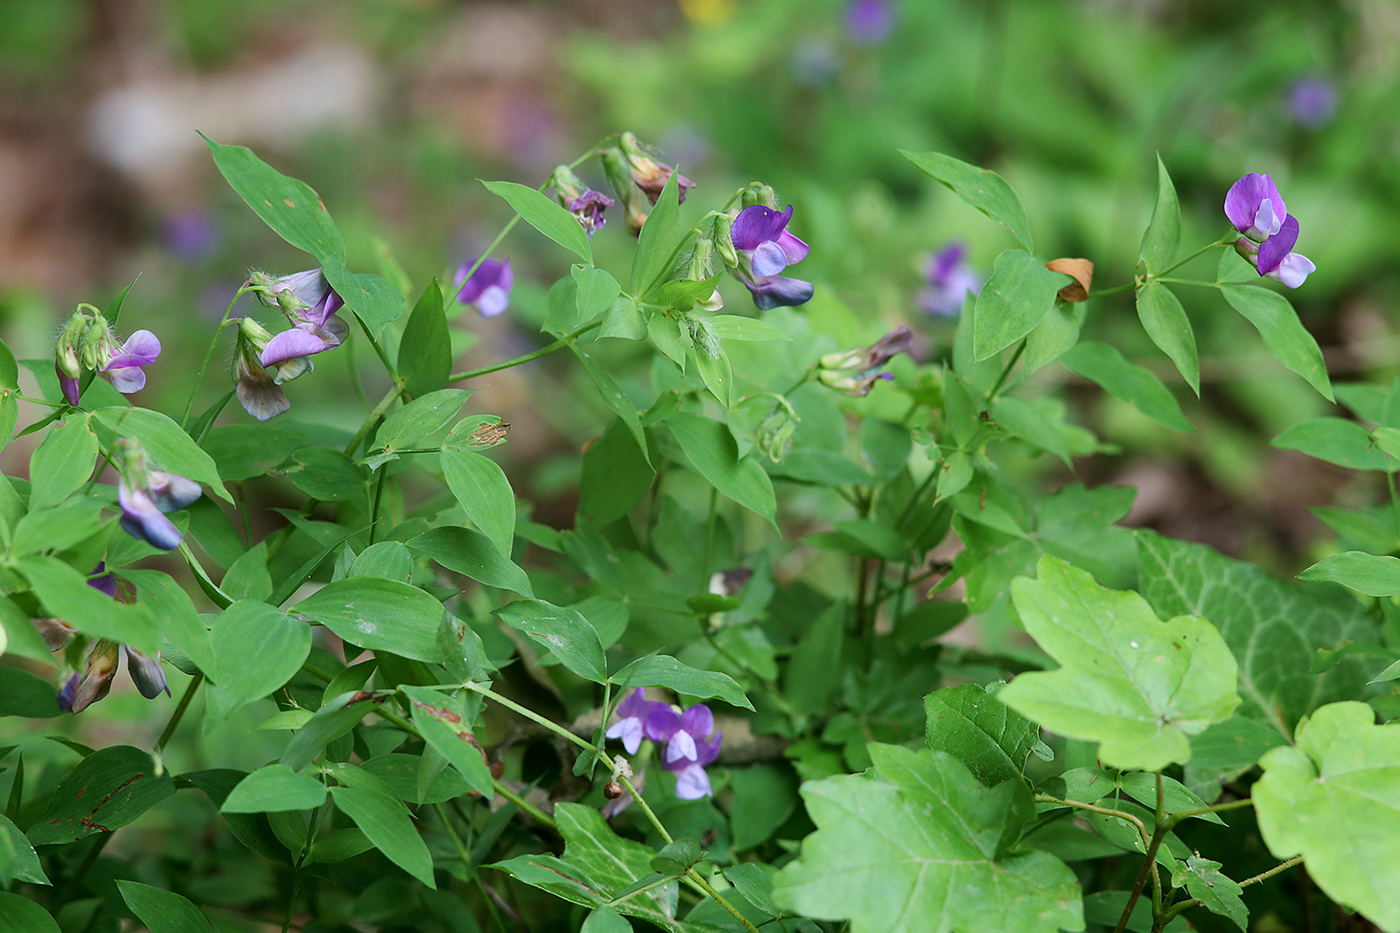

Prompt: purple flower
[
  {"left": 819, "top": 326, "right": 914, "bottom": 396},
  {"left": 567, "top": 190, "right": 615, "bottom": 237},
  {"left": 1224, "top": 173, "right": 1287, "bottom": 243},
  {"left": 606, "top": 688, "right": 663, "bottom": 755},
  {"left": 918, "top": 242, "right": 981, "bottom": 317},
  {"left": 233, "top": 317, "right": 292, "bottom": 421},
  {"left": 258, "top": 269, "right": 348, "bottom": 369},
  {"left": 455, "top": 258, "right": 514, "bottom": 318},
  {"left": 116, "top": 438, "right": 202, "bottom": 551},
  {"left": 59, "top": 641, "right": 119, "bottom": 714},
  {"left": 1289, "top": 77, "right": 1337, "bottom": 129},
  {"left": 664, "top": 730, "right": 722, "bottom": 800},
  {"left": 619, "top": 133, "right": 696, "bottom": 206},
  {"left": 1224, "top": 174, "right": 1315, "bottom": 289},
  {"left": 53, "top": 310, "right": 160, "bottom": 406},
  {"left": 103, "top": 330, "right": 161, "bottom": 394},
  {"left": 846, "top": 0, "right": 893, "bottom": 46},
  {"left": 123, "top": 645, "right": 170, "bottom": 699},
  {"left": 644, "top": 702, "right": 722, "bottom": 798},
  {"left": 729, "top": 205, "right": 815, "bottom": 310}
]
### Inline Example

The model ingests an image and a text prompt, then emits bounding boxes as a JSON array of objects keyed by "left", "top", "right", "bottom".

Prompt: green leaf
[
  {"left": 205, "top": 136, "right": 344, "bottom": 260},
  {"left": 287, "top": 447, "right": 368, "bottom": 502},
  {"left": 321, "top": 258, "right": 404, "bottom": 338},
  {"left": 292, "top": 577, "right": 447, "bottom": 663},
  {"left": 1254, "top": 702, "right": 1400, "bottom": 931},
  {"left": 1273, "top": 417, "right": 1388, "bottom": 471},
  {"left": 1137, "top": 531, "right": 1379, "bottom": 740},
  {"left": 375, "top": 389, "right": 472, "bottom": 453},
  {"left": 1060, "top": 341, "right": 1193, "bottom": 432},
  {"left": 1299, "top": 551, "right": 1400, "bottom": 596},
  {"left": 655, "top": 276, "right": 721, "bottom": 312},
  {"left": 93, "top": 406, "right": 232, "bottom": 503},
  {"left": 600, "top": 295, "right": 647, "bottom": 340},
  {"left": 222, "top": 764, "right": 328, "bottom": 813},
  {"left": 491, "top": 803, "right": 683, "bottom": 932},
  {"left": 0, "top": 814, "right": 48, "bottom": 885},
  {"left": 205, "top": 601, "right": 311, "bottom": 728},
  {"left": 397, "top": 280, "right": 451, "bottom": 396},
  {"left": 569, "top": 342, "right": 650, "bottom": 465},
  {"left": 667, "top": 413, "right": 776, "bottom": 526},
  {"left": 349, "top": 541, "right": 413, "bottom": 583},
  {"left": 1170, "top": 856, "right": 1247, "bottom": 931},
  {"left": 482, "top": 180, "right": 591, "bottom": 262},
  {"left": 329, "top": 785, "right": 436, "bottom": 888},
  {"left": 1135, "top": 281, "right": 1199, "bottom": 395},
  {"left": 281, "top": 692, "right": 378, "bottom": 771},
  {"left": 17, "top": 556, "right": 159, "bottom": 653},
  {"left": 495, "top": 599, "right": 606, "bottom": 683},
  {"left": 1222, "top": 285, "right": 1332, "bottom": 400},
  {"left": 222, "top": 542, "right": 273, "bottom": 601},
  {"left": 581, "top": 906, "right": 632, "bottom": 933},
  {"left": 612, "top": 655, "right": 753, "bottom": 710},
  {"left": 407, "top": 526, "right": 533, "bottom": 595},
  {"left": 124, "top": 569, "right": 216, "bottom": 676},
  {"left": 730, "top": 765, "right": 799, "bottom": 852},
  {"left": 573, "top": 265, "right": 622, "bottom": 322},
  {"left": 1021, "top": 301, "right": 1083, "bottom": 374},
  {"left": 990, "top": 395, "right": 1070, "bottom": 464},
  {"left": 806, "top": 518, "right": 909, "bottom": 562},
  {"left": 972, "top": 250, "right": 1069, "bottom": 361},
  {"left": 1117, "top": 772, "right": 1224, "bottom": 825},
  {"left": 0, "top": 667, "right": 61, "bottom": 718},
  {"left": 578, "top": 417, "right": 655, "bottom": 526},
  {"left": 924, "top": 683, "right": 1048, "bottom": 787},
  {"left": 400, "top": 686, "right": 494, "bottom": 797},
  {"left": 29, "top": 414, "right": 97, "bottom": 510},
  {"left": 0, "top": 893, "right": 60, "bottom": 932},
  {"left": 1000, "top": 555, "right": 1240, "bottom": 771},
  {"left": 772, "top": 745, "right": 1082, "bottom": 933},
  {"left": 706, "top": 315, "right": 789, "bottom": 342},
  {"left": 27, "top": 746, "right": 175, "bottom": 845},
  {"left": 693, "top": 344, "right": 734, "bottom": 408},
  {"left": 441, "top": 447, "right": 515, "bottom": 559},
  {"left": 117, "top": 882, "right": 213, "bottom": 933},
  {"left": 900, "top": 150, "right": 1034, "bottom": 251},
  {"left": 629, "top": 170, "right": 683, "bottom": 298},
  {"left": 1138, "top": 155, "right": 1181, "bottom": 272},
  {"left": 0, "top": 339, "right": 17, "bottom": 390}
]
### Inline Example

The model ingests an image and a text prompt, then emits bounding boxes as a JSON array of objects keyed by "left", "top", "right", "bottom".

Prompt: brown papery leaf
[{"left": 1045, "top": 257, "right": 1094, "bottom": 302}]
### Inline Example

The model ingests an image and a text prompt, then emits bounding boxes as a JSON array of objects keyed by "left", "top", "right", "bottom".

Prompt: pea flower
[
  {"left": 846, "top": 0, "right": 893, "bottom": 46},
  {"left": 53, "top": 306, "right": 162, "bottom": 407},
  {"left": 455, "top": 258, "right": 514, "bottom": 318},
  {"left": 619, "top": 132, "right": 695, "bottom": 206},
  {"left": 819, "top": 326, "right": 914, "bottom": 396},
  {"left": 232, "top": 317, "right": 292, "bottom": 421},
  {"left": 551, "top": 164, "right": 615, "bottom": 237},
  {"left": 116, "top": 438, "right": 202, "bottom": 551},
  {"left": 53, "top": 566, "right": 169, "bottom": 713},
  {"left": 918, "top": 241, "right": 981, "bottom": 317},
  {"left": 1224, "top": 174, "right": 1315, "bottom": 289},
  {"left": 605, "top": 688, "right": 665, "bottom": 755},
  {"left": 645, "top": 703, "right": 723, "bottom": 800},
  {"left": 250, "top": 269, "right": 348, "bottom": 369},
  {"left": 727, "top": 205, "right": 815, "bottom": 310}
]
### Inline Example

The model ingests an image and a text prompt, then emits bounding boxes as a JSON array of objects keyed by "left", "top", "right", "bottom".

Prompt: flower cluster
[
  {"left": 605, "top": 689, "right": 723, "bottom": 800},
  {"left": 602, "top": 133, "right": 696, "bottom": 235},
  {"left": 234, "top": 268, "right": 348, "bottom": 419},
  {"left": 819, "top": 326, "right": 914, "bottom": 396},
  {"left": 1224, "top": 174, "right": 1315, "bottom": 289},
  {"left": 116, "top": 437, "right": 202, "bottom": 551},
  {"left": 53, "top": 306, "right": 161, "bottom": 407}
]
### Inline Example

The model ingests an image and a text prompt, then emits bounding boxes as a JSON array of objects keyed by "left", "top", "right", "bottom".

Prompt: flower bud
[
  {"left": 549, "top": 164, "right": 587, "bottom": 203},
  {"left": 233, "top": 318, "right": 291, "bottom": 421},
  {"left": 619, "top": 132, "right": 695, "bottom": 205},
  {"left": 712, "top": 214, "right": 738, "bottom": 269},
  {"left": 739, "top": 183, "right": 778, "bottom": 210},
  {"left": 123, "top": 646, "right": 170, "bottom": 699},
  {"left": 64, "top": 640, "right": 120, "bottom": 713},
  {"left": 756, "top": 405, "right": 800, "bottom": 461}
]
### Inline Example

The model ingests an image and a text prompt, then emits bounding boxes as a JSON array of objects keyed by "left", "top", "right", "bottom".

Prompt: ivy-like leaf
[
  {"left": 1254, "top": 702, "right": 1400, "bottom": 931},
  {"left": 771, "top": 745, "right": 1083, "bottom": 933},
  {"left": 924, "top": 683, "right": 1049, "bottom": 787},
  {"left": 1000, "top": 555, "right": 1240, "bottom": 771}
]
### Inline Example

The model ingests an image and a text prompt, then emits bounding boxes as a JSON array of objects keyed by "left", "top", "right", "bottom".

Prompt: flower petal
[
  {"left": 644, "top": 705, "right": 682, "bottom": 742},
  {"left": 745, "top": 274, "right": 815, "bottom": 310},
  {"left": 751, "top": 240, "right": 790, "bottom": 277},
  {"left": 1265, "top": 251, "right": 1316, "bottom": 289},
  {"left": 236, "top": 376, "right": 291, "bottom": 421},
  {"left": 672, "top": 764, "right": 712, "bottom": 800},
  {"left": 775, "top": 229, "right": 810, "bottom": 265},
  {"left": 261, "top": 328, "right": 331, "bottom": 367},
  {"left": 147, "top": 471, "right": 202, "bottom": 512},
  {"left": 731, "top": 205, "right": 794, "bottom": 250},
  {"left": 106, "top": 365, "right": 147, "bottom": 394},
  {"left": 58, "top": 370, "right": 80, "bottom": 407},
  {"left": 667, "top": 730, "right": 699, "bottom": 763},
  {"left": 119, "top": 485, "right": 183, "bottom": 550},
  {"left": 114, "top": 330, "right": 161, "bottom": 366},
  {"left": 476, "top": 286, "right": 510, "bottom": 318},
  {"left": 1257, "top": 215, "right": 1301, "bottom": 276},
  {"left": 679, "top": 704, "right": 714, "bottom": 739}
]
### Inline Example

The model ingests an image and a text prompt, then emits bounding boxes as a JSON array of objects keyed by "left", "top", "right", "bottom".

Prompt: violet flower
[
  {"left": 729, "top": 205, "right": 815, "bottom": 310},
  {"left": 1224, "top": 174, "right": 1315, "bottom": 289},
  {"left": 123, "top": 645, "right": 170, "bottom": 699},
  {"left": 455, "top": 259, "right": 514, "bottom": 318},
  {"left": 568, "top": 190, "right": 615, "bottom": 236},
  {"left": 1289, "top": 77, "right": 1337, "bottom": 128},
  {"left": 818, "top": 326, "right": 914, "bottom": 396},
  {"left": 846, "top": 0, "right": 893, "bottom": 46},
  {"left": 918, "top": 242, "right": 981, "bottom": 317},
  {"left": 53, "top": 307, "right": 161, "bottom": 406},
  {"left": 232, "top": 317, "right": 291, "bottom": 421},
  {"left": 646, "top": 702, "right": 723, "bottom": 799},
  {"left": 619, "top": 132, "right": 696, "bottom": 206},
  {"left": 116, "top": 438, "right": 202, "bottom": 551},
  {"left": 59, "top": 641, "right": 119, "bottom": 714},
  {"left": 103, "top": 330, "right": 161, "bottom": 393},
  {"left": 258, "top": 269, "right": 348, "bottom": 369},
  {"left": 605, "top": 688, "right": 664, "bottom": 755}
]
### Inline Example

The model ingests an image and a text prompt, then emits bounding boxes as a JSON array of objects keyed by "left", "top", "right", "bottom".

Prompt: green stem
[
  {"left": 447, "top": 319, "right": 604, "bottom": 384},
  {"left": 14, "top": 393, "right": 63, "bottom": 409},
  {"left": 342, "top": 384, "right": 406, "bottom": 457},
  {"left": 1086, "top": 281, "right": 1137, "bottom": 299},
  {"left": 983, "top": 340, "right": 1026, "bottom": 404},
  {"left": 181, "top": 291, "right": 247, "bottom": 429},
  {"left": 1153, "top": 232, "right": 1234, "bottom": 279},
  {"left": 686, "top": 869, "right": 762, "bottom": 933},
  {"left": 1033, "top": 795, "right": 1150, "bottom": 849},
  {"left": 1164, "top": 796, "right": 1252, "bottom": 826},
  {"left": 491, "top": 778, "right": 555, "bottom": 828},
  {"left": 356, "top": 316, "right": 403, "bottom": 389},
  {"left": 1239, "top": 854, "right": 1303, "bottom": 888},
  {"left": 154, "top": 673, "right": 204, "bottom": 754},
  {"left": 700, "top": 486, "right": 719, "bottom": 590}
]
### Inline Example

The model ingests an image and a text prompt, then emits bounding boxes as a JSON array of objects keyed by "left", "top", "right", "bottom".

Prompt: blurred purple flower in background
[
  {"left": 918, "top": 241, "right": 981, "bottom": 317},
  {"left": 729, "top": 204, "right": 814, "bottom": 310},
  {"left": 455, "top": 258, "right": 514, "bottom": 317},
  {"left": 1288, "top": 77, "right": 1337, "bottom": 128},
  {"left": 846, "top": 0, "right": 893, "bottom": 46},
  {"left": 162, "top": 209, "right": 220, "bottom": 262}
]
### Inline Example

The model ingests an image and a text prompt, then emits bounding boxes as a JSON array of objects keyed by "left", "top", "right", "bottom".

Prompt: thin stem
[
  {"left": 434, "top": 801, "right": 476, "bottom": 865},
  {"left": 1154, "top": 232, "right": 1234, "bottom": 279},
  {"left": 356, "top": 316, "right": 403, "bottom": 389},
  {"left": 154, "top": 674, "right": 204, "bottom": 754},
  {"left": 1164, "top": 796, "right": 1252, "bottom": 826},
  {"left": 1033, "top": 795, "right": 1150, "bottom": 850},
  {"left": 983, "top": 340, "right": 1026, "bottom": 404},
  {"left": 700, "top": 486, "right": 719, "bottom": 591},
  {"left": 181, "top": 291, "right": 247, "bottom": 429},
  {"left": 342, "top": 384, "right": 406, "bottom": 457},
  {"left": 14, "top": 393, "right": 64, "bottom": 409},
  {"left": 686, "top": 868, "right": 762, "bottom": 933},
  {"left": 1085, "top": 281, "right": 1137, "bottom": 299},
  {"left": 491, "top": 778, "right": 555, "bottom": 828},
  {"left": 1239, "top": 855, "right": 1304, "bottom": 888},
  {"left": 463, "top": 683, "right": 595, "bottom": 755},
  {"left": 1113, "top": 824, "right": 1165, "bottom": 933},
  {"left": 447, "top": 320, "right": 604, "bottom": 384}
]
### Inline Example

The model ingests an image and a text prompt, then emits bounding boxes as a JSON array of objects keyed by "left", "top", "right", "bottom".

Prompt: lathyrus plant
[{"left": 0, "top": 132, "right": 1396, "bottom": 933}]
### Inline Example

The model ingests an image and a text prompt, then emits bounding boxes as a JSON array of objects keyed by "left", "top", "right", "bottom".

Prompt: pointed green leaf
[
  {"left": 27, "top": 746, "right": 175, "bottom": 845},
  {"left": 612, "top": 655, "right": 753, "bottom": 710},
  {"left": 483, "top": 180, "right": 591, "bottom": 262},
  {"left": 1061, "top": 341, "right": 1193, "bottom": 431},
  {"left": 1222, "top": 284, "right": 1332, "bottom": 400},
  {"left": 321, "top": 258, "right": 404, "bottom": 338},
  {"left": 667, "top": 413, "right": 775, "bottom": 525},
  {"left": 1299, "top": 551, "right": 1400, "bottom": 596},
  {"left": 222, "top": 764, "right": 328, "bottom": 813},
  {"left": 772, "top": 745, "right": 1082, "bottom": 933},
  {"left": 206, "top": 601, "right": 311, "bottom": 728},
  {"left": 900, "top": 150, "right": 1034, "bottom": 251},
  {"left": 1254, "top": 702, "right": 1400, "bottom": 931},
  {"left": 441, "top": 447, "right": 515, "bottom": 559},
  {"left": 629, "top": 170, "right": 683, "bottom": 297},
  {"left": 205, "top": 136, "right": 345, "bottom": 260},
  {"left": 1272, "top": 417, "right": 1388, "bottom": 471},
  {"left": 972, "top": 250, "right": 1070, "bottom": 361},
  {"left": 0, "top": 893, "right": 60, "bottom": 932},
  {"left": 397, "top": 280, "right": 451, "bottom": 396},
  {"left": 1138, "top": 155, "right": 1181, "bottom": 272},
  {"left": 924, "top": 683, "right": 1048, "bottom": 787},
  {"left": 1001, "top": 555, "right": 1240, "bottom": 770},
  {"left": 17, "top": 556, "right": 159, "bottom": 653},
  {"left": 94, "top": 406, "right": 232, "bottom": 502},
  {"left": 0, "top": 814, "right": 48, "bottom": 885},
  {"left": 495, "top": 598, "right": 606, "bottom": 683},
  {"left": 374, "top": 389, "right": 472, "bottom": 453},
  {"left": 330, "top": 785, "right": 436, "bottom": 888},
  {"left": 573, "top": 265, "right": 622, "bottom": 322},
  {"left": 117, "top": 881, "right": 213, "bottom": 933},
  {"left": 1171, "top": 856, "right": 1246, "bottom": 931},
  {"left": 407, "top": 526, "right": 533, "bottom": 595},
  {"left": 1135, "top": 281, "right": 1199, "bottom": 395},
  {"left": 29, "top": 414, "right": 97, "bottom": 510},
  {"left": 292, "top": 577, "right": 447, "bottom": 663},
  {"left": 400, "top": 686, "right": 494, "bottom": 796}
]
